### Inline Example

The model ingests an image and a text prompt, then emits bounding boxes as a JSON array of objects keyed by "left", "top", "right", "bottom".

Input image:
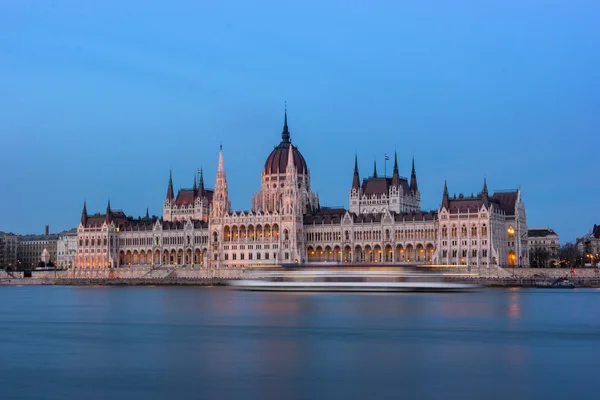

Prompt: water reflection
[{"left": 1, "top": 287, "right": 600, "bottom": 400}]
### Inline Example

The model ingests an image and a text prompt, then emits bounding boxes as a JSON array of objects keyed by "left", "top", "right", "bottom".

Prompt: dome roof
[
  {"left": 264, "top": 143, "right": 308, "bottom": 175},
  {"left": 263, "top": 111, "right": 308, "bottom": 175}
]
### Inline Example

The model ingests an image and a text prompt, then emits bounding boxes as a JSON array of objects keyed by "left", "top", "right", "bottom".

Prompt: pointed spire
[
  {"left": 198, "top": 168, "right": 205, "bottom": 198},
  {"left": 193, "top": 173, "right": 197, "bottom": 192},
  {"left": 352, "top": 153, "right": 361, "bottom": 191},
  {"left": 286, "top": 143, "right": 296, "bottom": 172},
  {"left": 217, "top": 146, "right": 225, "bottom": 173},
  {"left": 482, "top": 177, "right": 488, "bottom": 196},
  {"left": 410, "top": 156, "right": 418, "bottom": 193},
  {"left": 105, "top": 199, "right": 112, "bottom": 224},
  {"left": 442, "top": 180, "right": 450, "bottom": 209},
  {"left": 166, "top": 170, "right": 174, "bottom": 201},
  {"left": 145, "top": 207, "right": 150, "bottom": 219},
  {"left": 81, "top": 200, "right": 88, "bottom": 225},
  {"left": 391, "top": 151, "right": 400, "bottom": 187},
  {"left": 373, "top": 159, "right": 378, "bottom": 178},
  {"left": 281, "top": 102, "right": 290, "bottom": 144}
]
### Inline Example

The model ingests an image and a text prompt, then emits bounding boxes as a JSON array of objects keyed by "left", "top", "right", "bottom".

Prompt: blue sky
[{"left": 1, "top": 0, "right": 598, "bottom": 242}]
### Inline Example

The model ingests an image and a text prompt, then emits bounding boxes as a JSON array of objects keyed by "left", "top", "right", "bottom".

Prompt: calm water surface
[{"left": 1, "top": 286, "right": 599, "bottom": 400}]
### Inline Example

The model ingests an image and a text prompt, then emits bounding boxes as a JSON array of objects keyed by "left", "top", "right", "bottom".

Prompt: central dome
[{"left": 263, "top": 111, "right": 308, "bottom": 175}]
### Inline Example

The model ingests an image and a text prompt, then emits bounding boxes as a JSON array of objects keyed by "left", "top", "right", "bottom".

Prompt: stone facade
[
  {"left": 56, "top": 228, "right": 78, "bottom": 268},
  {"left": 74, "top": 110, "right": 529, "bottom": 270},
  {"left": 17, "top": 233, "right": 58, "bottom": 268},
  {"left": 0, "top": 233, "right": 18, "bottom": 270}
]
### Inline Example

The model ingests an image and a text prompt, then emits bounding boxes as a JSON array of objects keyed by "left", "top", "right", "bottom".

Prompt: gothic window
[
  {"left": 213, "top": 232, "right": 218, "bottom": 243},
  {"left": 442, "top": 250, "right": 448, "bottom": 258},
  {"left": 451, "top": 226, "right": 457, "bottom": 238},
  {"left": 472, "top": 249, "right": 477, "bottom": 258},
  {"left": 452, "top": 250, "right": 457, "bottom": 257},
  {"left": 104, "top": 238, "right": 107, "bottom": 246},
  {"left": 482, "top": 224, "right": 488, "bottom": 237},
  {"left": 285, "top": 252, "right": 289, "bottom": 260},
  {"left": 257, "top": 253, "right": 261, "bottom": 260},
  {"left": 462, "top": 250, "right": 467, "bottom": 258},
  {"left": 284, "top": 229, "right": 289, "bottom": 241},
  {"left": 232, "top": 254, "right": 236, "bottom": 260},
  {"left": 471, "top": 226, "right": 477, "bottom": 237},
  {"left": 385, "top": 229, "right": 390, "bottom": 241},
  {"left": 508, "top": 225, "right": 515, "bottom": 238},
  {"left": 249, "top": 253, "right": 253, "bottom": 260},
  {"left": 225, "top": 254, "right": 229, "bottom": 261},
  {"left": 461, "top": 225, "right": 467, "bottom": 237}
]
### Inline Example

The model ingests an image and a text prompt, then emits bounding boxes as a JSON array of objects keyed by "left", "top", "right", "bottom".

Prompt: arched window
[
  {"left": 461, "top": 225, "right": 467, "bottom": 237},
  {"left": 284, "top": 229, "right": 289, "bottom": 241},
  {"left": 482, "top": 224, "right": 488, "bottom": 237},
  {"left": 451, "top": 226, "right": 458, "bottom": 238},
  {"left": 213, "top": 232, "right": 218, "bottom": 243},
  {"left": 471, "top": 226, "right": 477, "bottom": 237},
  {"left": 442, "top": 226, "right": 448, "bottom": 238},
  {"left": 507, "top": 225, "right": 515, "bottom": 238}
]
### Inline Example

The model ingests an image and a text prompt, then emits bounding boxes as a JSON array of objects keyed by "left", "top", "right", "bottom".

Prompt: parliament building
[{"left": 75, "top": 111, "right": 529, "bottom": 269}]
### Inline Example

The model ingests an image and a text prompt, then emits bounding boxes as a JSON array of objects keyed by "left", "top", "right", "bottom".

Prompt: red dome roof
[
  {"left": 263, "top": 110, "right": 308, "bottom": 175},
  {"left": 264, "top": 144, "right": 308, "bottom": 175}
]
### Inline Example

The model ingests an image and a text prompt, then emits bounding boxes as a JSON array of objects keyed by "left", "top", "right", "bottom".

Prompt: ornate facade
[{"left": 74, "top": 110, "right": 529, "bottom": 269}]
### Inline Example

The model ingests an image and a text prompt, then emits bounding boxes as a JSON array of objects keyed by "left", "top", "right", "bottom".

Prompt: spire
[
  {"left": 410, "top": 156, "right": 418, "bottom": 192},
  {"left": 212, "top": 145, "right": 230, "bottom": 217},
  {"left": 373, "top": 159, "right": 378, "bottom": 178},
  {"left": 105, "top": 199, "right": 112, "bottom": 224},
  {"left": 391, "top": 151, "right": 400, "bottom": 187},
  {"left": 442, "top": 180, "right": 450, "bottom": 209},
  {"left": 286, "top": 143, "right": 296, "bottom": 172},
  {"left": 281, "top": 103, "right": 290, "bottom": 144},
  {"left": 145, "top": 207, "right": 150, "bottom": 219},
  {"left": 166, "top": 170, "right": 174, "bottom": 201},
  {"left": 81, "top": 200, "right": 88, "bottom": 225},
  {"left": 351, "top": 153, "right": 361, "bottom": 191},
  {"left": 193, "top": 173, "right": 197, "bottom": 193},
  {"left": 482, "top": 177, "right": 488, "bottom": 196},
  {"left": 198, "top": 168, "right": 205, "bottom": 198},
  {"left": 217, "top": 146, "right": 225, "bottom": 173}
]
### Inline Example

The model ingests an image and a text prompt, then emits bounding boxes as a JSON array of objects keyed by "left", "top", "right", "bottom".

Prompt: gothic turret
[
  {"left": 352, "top": 154, "right": 360, "bottom": 191},
  {"left": 105, "top": 199, "right": 112, "bottom": 224},
  {"left": 283, "top": 144, "right": 298, "bottom": 214},
  {"left": 81, "top": 200, "right": 88, "bottom": 226},
  {"left": 211, "top": 145, "right": 230, "bottom": 217},
  {"left": 391, "top": 151, "right": 400, "bottom": 187},
  {"left": 198, "top": 168, "right": 205, "bottom": 198},
  {"left": 442, "top": 180, "right": 450, "bottom": 209},
  {"left": 410, "top": 157, "right": 418, "bottom": 193},
  {"left": 281, "top": 106, "right": 290, "bottom": 144},
  {"left": 193, "top": 173, "right": 197, "bottom": 193},
  {"left": 373, "top": 159, "right": 378, "bottom": 178},
  {"left": 166, "top": 170, "right": 174, "bottom": 201}
]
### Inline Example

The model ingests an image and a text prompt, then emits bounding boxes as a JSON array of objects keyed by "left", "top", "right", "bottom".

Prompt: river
[{"left": 1, "top": 286, "right": 599, "bottom": 399}]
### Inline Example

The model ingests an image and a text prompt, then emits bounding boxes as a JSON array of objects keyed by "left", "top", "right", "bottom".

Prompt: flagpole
[{"left": 384, "top": 154, "right": 387, "bottom": 178}]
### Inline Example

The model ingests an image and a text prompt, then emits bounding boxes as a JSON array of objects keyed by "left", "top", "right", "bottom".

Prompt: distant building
[
  {"left": 0, "top": 233, "right": 18, "bottom": 270},
  {"left": 577, "top": 225, "right": 600, "bottom": 265},
  {"left": 57, "top": 228, "right": 78, "bottom": 268},
  {"left": 17, "top": 231, "right": 59, "bottom": 269},
  {"left": 528, "top": 228, "right": 560, "bottom": 266},
  {"left": 75, "top": 109, "right": 529, "bottom": 269}
]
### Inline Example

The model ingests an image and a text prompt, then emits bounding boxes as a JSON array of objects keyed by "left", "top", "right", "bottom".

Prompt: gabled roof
[
  {"left": 361, "top": 177, "right": 410, "bottom": 196},
  {"left": 303, "top": 208, "right": 347, "bottom": 225},
  {"left": 490, "top": 191, "right": 519, "bottom": 216},
  {"left": 528, "top": 228, "right": 557, "bottom": 238}
]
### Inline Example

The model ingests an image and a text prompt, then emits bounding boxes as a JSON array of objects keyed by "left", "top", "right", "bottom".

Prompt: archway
[
  {"left": 344, "top": 246, "right": 352, "bottom": 262},
  {"left": 384, "top": 244, "right": 393, "bottom": 263}
]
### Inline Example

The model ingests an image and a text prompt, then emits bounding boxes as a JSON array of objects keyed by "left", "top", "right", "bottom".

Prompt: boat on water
[
  {"left": 534, "top": 277, "right": 575, "bottom": 289},
  {"left": 228, "top": 266, "right": 482, "bottom": 292}
]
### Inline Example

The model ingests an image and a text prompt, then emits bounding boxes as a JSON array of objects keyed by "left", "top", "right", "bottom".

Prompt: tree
[
  {"left": 530, "top": 247, "right": 551, "bottom": 268},
  {"left": 559, "top": 242, "right": 580, "bottom": 268}
]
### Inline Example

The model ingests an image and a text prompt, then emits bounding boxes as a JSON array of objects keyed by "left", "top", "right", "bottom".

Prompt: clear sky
[{"left": 1, "top": 0, "right": 598, "bottom": 242}]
